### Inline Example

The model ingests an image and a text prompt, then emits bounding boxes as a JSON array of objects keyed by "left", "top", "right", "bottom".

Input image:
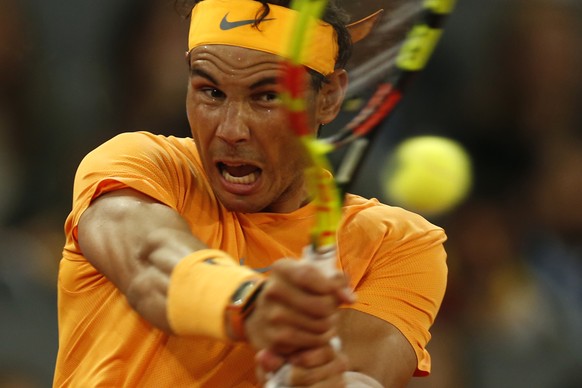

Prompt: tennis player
[{"left": 53, "top": 0, "right": 447, "bottom": 386}]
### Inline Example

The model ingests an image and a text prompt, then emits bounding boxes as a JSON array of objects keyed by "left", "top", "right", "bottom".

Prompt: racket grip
[
  {"left": 304, "top": 244, "right": 342, "bottom": 350},
  {"left": 265, "top": 364, "right": 292, "bottom": 388}
]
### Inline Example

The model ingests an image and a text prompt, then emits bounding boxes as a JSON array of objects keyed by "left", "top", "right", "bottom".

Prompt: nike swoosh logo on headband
[{"left": 219, "top": 13, "right": 275, "bottom": 30}]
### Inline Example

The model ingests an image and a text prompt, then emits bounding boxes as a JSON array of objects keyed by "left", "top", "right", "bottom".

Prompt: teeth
[{"left": 222, "top": 170, "right": 258, "bottom": 184}]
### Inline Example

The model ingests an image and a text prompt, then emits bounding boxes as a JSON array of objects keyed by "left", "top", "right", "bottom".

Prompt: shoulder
[
  {"left": 78, "top": 131, "right": 201, "bottom": 175},
  {"left": 88, "top": 131, "right": 197, "bottom": 159},
  {"left": 341, "top": 194, "right": 445, "bottom": 243},
  {"left": 72, "top": 131, "right": 208, "bottom": 216},
  {"left": 338, "top": 193, "right": 447, "bottom": 282}
]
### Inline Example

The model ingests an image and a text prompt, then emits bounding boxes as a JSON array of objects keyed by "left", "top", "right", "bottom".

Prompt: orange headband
[{"left": 188, "top": 0, "right": 338, "bottom": 75}]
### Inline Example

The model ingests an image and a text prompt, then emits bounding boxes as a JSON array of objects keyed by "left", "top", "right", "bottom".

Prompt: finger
[
  {"left": 333, "top": 274, "right": 357, "bottom": 305},
  {"left": 274, "top": 259, "right": 357, "bottom": 308},
  {"left": 260, "top": 324, "right": 338, "bottom": 355},
  {"left": 256, "top": 348, "right": 287, "bottom": 373},
  {"left": 289, "top": 344, "right": 337, "bottom": 368},
  {"left": 245, "top": 303, "right": 337, "bottom": 354},
  {"left": 261, "top": 285, "right": 340, "bottom": 326},
  {"left": 255, "top": 349, "right": 287, "bottom": 385},
  {"left": 286, "top": 350, "right": 349, "bottom": 387},
  {"left": 266, "top": 264, "right": 348, "bottom": 318},
  {"left": 272, "top": 259, "right": 349, "bottom": 297}
]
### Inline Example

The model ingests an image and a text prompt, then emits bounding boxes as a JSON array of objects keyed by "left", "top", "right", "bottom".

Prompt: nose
[{"left": 216, "top": 101, "right": 250, "bottom": 145}]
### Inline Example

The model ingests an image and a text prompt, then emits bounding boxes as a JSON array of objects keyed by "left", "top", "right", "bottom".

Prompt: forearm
[
  {"left": 78, "top": 189, "right": 351, "bottom": 349},
  {"left": 124, "top": 227, "right": 206, "bottom": 332},
  {"left": 78, "top": 189, "right": 257, "bottom": 335}
]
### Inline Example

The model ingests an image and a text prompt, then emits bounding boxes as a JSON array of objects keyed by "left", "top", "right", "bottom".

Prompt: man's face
[{"left": 186, "top": 45, "right": 332, "bottom": 213}]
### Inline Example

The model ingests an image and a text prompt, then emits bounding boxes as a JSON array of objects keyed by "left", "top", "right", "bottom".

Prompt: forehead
[{"left": 189, "top": 44, "right": 286, "bottom": 75}]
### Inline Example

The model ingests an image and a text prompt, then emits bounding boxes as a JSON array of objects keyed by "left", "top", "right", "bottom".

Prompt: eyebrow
[
  {"left": 190, "top": 68, "right": 219, "bottom": 85},
  {"left": 250, "top": 77, "right": 279, "bottom": 90},
  {"left": 190, "top": 66, "right": 280, "bottom": 90}
]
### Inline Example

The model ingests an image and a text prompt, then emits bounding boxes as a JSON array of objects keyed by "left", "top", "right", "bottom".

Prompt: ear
[
  {"left": 347, "top": 9, "right": 384, "bottom": 44},
  {"left": 316, "top": 69, "right": 349, "bottom": 125}
]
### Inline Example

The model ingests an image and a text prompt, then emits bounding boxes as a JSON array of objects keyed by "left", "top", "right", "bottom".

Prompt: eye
[
  {"left": 255, "top": 91, "right": 281, "bottom": 104},
  {"left": 201, "top": 87, "right": 226, "bottom": 100}
]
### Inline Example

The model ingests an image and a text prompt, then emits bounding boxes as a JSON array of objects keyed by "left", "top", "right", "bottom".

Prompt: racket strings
[
  {"left": 323, "top": 0, "right": 454, "bottom": 151},
  {"left": 347, "top": 1, "right": 423, "bottom": 92},
  {"left": 322, "top": 2, "right": 425, "bottom": 148}
]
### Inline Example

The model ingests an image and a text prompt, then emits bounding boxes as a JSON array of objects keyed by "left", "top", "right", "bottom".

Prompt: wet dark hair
[{"left": 177, "top": 0, "right": 353, "bottom": 90}]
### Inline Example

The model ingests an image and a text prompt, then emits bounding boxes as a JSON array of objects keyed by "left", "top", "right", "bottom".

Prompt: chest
[{"left": 187, "top": 208, "right": 314, "bottom": 272}]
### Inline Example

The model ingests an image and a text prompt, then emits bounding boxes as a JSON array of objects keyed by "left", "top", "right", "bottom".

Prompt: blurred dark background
[{"left": 0, "top": 0, "right": 580, "bottom": 386}]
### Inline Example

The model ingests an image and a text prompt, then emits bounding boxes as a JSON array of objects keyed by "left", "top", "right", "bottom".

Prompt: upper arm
[
  {"left": 338, "top": 239, "right": 447, "bottom": 386},
  {"left": 338, "top": 308, "right": 416, "bottom": 387},
  {"left": 338, "top": 205, "right": 448, "bottom": 383},
  {"left": 77, "top": 188, "right": 207, "bottom": 331}
]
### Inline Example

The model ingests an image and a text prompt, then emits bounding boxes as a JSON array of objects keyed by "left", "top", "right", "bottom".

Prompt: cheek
[
  {"left": 272, "top": 133, "right": 311, "bottom": 174},
  {"left": 262, "top": 113, "right": 313, "bottom": 166},
  {"left": 187, "top": 99, "right": 215, "bottom": 142}
]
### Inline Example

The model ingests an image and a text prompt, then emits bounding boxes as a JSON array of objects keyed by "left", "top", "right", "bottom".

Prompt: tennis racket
[
  {"left": 265, "top": 1, "right": 342, "bottom": 386},
  {"left": 266, "top": 0, "right": 455, "bottom": 386}
]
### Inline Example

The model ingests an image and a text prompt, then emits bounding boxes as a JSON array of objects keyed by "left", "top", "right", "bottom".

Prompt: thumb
[{"left": 255, "top": 348, "right": 286, "bottom": 372}]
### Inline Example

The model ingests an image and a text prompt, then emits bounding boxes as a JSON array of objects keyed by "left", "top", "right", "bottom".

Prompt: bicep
[
  {"left": 77, "top": 188, "right": 206, "bottom": 331},
  {"left": 338, "top": 308, "right": 416, "bottom": 387}
]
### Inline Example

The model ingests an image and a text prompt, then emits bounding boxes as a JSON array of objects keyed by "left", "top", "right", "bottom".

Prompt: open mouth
[{"left": 218, "top": 162, "right": 261, "bottom": 185}]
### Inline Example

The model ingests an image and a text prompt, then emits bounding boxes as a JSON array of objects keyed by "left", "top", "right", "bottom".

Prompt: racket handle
[
  {"left": 265, "top": 364, "right": 292, "bottom": 388},
  {"left": 304, "top": 244, "right": 342, "bottom": 350},
  {"left": 264, "top": 245, "right": 341, "bottom": 387},
  {"left": 302, "top": 244, "right": 337, "bottom": 278}
]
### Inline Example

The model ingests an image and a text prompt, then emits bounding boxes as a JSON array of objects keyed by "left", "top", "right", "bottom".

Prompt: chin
[{"left": 217, "top": 194, "right": 266, "bottom": 214}]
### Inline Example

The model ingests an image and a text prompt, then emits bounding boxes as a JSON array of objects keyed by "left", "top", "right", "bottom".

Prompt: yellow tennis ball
[{"left": 382, "top": 136, "right": 472, "bottom": 216}]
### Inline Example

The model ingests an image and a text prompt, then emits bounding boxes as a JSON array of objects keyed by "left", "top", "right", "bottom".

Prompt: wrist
[{"left": 166, "top": 249, "right": 264, "bottom": 340}]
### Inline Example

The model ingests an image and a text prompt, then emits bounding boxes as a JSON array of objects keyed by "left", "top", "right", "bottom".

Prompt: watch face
[{"left": 231, "top": 280, "right": 258, "bottom": 305}]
